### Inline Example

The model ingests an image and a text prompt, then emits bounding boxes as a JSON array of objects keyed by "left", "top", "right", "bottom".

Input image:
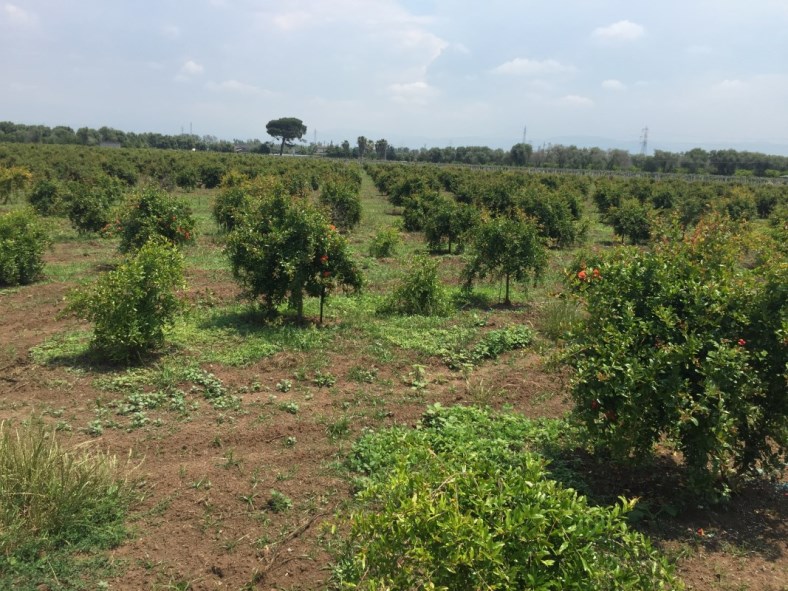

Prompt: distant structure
[
  {"left": 639, "top": 126, "right": 649, "bottom": 155},
  {"left": 522, "top": 125, "right": 527, "bottom": 145}
]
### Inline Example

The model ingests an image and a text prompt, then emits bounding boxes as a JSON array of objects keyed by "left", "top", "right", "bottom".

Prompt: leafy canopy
[{"left": 266, "top": 117, "right": 307, "bottom": 155}]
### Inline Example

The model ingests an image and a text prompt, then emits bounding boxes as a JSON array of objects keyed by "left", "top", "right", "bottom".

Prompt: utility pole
[{"left": 639, "top": 126, "right": 649, "bottom": 155}]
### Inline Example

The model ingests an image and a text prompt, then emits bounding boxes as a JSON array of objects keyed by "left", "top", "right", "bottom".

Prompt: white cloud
[
  {"left": 602, "top": 79, "right": 626, "bottom": 91},
  {"left": 175, "top": 60, "right": 204, "bottom": 82},
  {"left": 592, "top": 20, "right": 644, "bottom": 42},
  {"left": 559, "top": 95, "right": 594, "bottom": 107},
  {"left": 3, "top": 3, "right": 37, "bottom": 26},
  {"left": 491, "top": 58, "right": 574, "bottom": 76},
  {"left": 257, "top": 0, "right": 448, "bottom": 80},
  {"left": 388, "top": 81, "right": 438, "bottom": 105},
  {"left": 207, "top": 79, "right": 272, "bottom": 96}
]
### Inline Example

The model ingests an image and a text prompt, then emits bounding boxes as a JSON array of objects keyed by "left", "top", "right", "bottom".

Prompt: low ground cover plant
[{"left": 334, "top": 405, "right": 679, "bottom": 590}]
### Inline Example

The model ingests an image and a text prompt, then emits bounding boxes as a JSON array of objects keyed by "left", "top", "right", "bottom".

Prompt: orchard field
[{"left": 0, "top": 145, "right": 786, "bottom": 590}]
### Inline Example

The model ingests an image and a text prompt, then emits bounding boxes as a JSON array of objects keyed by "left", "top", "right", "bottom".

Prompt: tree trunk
[
  {"left": 504, "top": 273, "right": 511, "bottom": 306},
  {"left": 279, "top": 138, "right": 286, "bottom": 156},
  {"left": 319, "top": 287, "right": 325, "bottom": 324}
]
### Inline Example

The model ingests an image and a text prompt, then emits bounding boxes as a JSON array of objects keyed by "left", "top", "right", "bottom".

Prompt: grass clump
[
  {"left": 334, "top": 405, "right": 679, "bottom": 591},
  {"left": 0, "top": 420, "right": 132, "bottom": 581}
]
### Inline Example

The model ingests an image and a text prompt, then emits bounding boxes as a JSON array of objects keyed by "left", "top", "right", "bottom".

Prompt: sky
[{"left": 2, "top": 0, "right": 788, "bottom": 154}]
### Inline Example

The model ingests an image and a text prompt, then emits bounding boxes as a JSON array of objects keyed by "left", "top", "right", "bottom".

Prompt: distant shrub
[
  {"left": 226, "top": 191, "right": 362, "bottom": 321},
  {"left": 607, "top": 198, "right": 653, "bottom": 244},
  {"left": 368, "top": 226, "right": 401, "bottom": 258},
  {"left": 319, "top": 181, "right": 362, "bottom": 232},
  {"left": 115, "top": 186, "right": 195, "bottom": 253},
  {"left": 212, "top": 175, "right": 283, "bottom": 233},
  {"left": 462, "top": 214, "right": 547, "bottom": 305},
  {"left": 380, "top": 255, "right": 452, "bottom": 317},
  {"left": 0, "top": 209, "right": 50, "bottom": 286},
  {"left": 65, "top": 175, "right": 125, "bottom": 233},
  {"left": 0, "top": 166, "right": 33, "bottom": 204},
  {"left": 720, "top": 186, "right": 757, "bottom": 221},
  {"left": 65, "top": 240, "right": 184, "bottom": 361},
  {"left": 423, "top": 199, "right": 479, "bottom": 253},
  {"left": 27, "top": 179, "right": 66, "bottom": 216}
]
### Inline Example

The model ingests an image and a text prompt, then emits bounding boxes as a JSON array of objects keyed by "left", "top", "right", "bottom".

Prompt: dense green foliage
[
  {"left": 226, "top": 191, "right": 362, "bottom": 320},
  {"left": 0, "top": 165, "right": 33, "bottom": 204},
  {"left": 334, "top": 405, "right": 679, "bottom": 590},
  {"left": 463, "top": 214, "right": 547, "bottom": 305},
  {"left": 65, "top": 241, "right": 185, "bottom": 361},
  {"left": 320, "top": 180, "right": 362, "bottom": 232},
  {"left": 0, "top": 209, "right": 50, "bottom": 286},
  {"left": 607, "top": 198, "right": 653, "bottom": 244},
  {"left": 27, "top": 179, "right": 65, "bottom": 216},
  {"left": 65, "top": 175, "right": 125, "bottom": 233},
  {"left": 115, "top": 186, "right": 196, "bottom": 252},
  {"left": 569, "top": 218, "right": 787, "bottom": 499}
]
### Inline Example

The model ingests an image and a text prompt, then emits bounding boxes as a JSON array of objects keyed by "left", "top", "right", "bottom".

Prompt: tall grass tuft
[
  {"left": 540, "top": 296, "right": 584, "bottom": 342},
  {"left": 0, "top": 420, "right": 132, "bottom": 560}
]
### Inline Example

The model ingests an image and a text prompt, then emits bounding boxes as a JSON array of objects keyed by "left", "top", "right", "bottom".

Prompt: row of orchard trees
[
  {"left": 366, "top": 161, "right": 786, "bottom": 499},
  {"left": 366, "top": 161, "right": 787, "bottom": 248},
  {"left": 1, "top": 151, "right": 785, "bottom": 500},
  {"left": 1, "top": 151, "right": 366, "bottom": 360}
]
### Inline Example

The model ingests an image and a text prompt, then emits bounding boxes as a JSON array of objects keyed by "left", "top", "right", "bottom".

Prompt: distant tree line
[
  {"left": 326, "top": 140, "right": 788, "bottom": 177},
  {"left": 0, "top": 121, "right": 273, "bottom": 153},
  {"left": 2, "top": 121, "right": 787, "bottom": 177}
]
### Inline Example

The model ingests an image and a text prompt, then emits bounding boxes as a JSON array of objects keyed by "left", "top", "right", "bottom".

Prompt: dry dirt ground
[{"left": 1, "top": 235, "right": 785, "bottom": 591}]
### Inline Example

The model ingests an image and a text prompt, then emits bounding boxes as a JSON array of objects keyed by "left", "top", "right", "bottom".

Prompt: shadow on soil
[{"left": 554, "top": 449, "right": 787, "bottom": 563}]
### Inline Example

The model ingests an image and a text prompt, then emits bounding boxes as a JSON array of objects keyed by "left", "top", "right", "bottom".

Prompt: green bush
[
  {"left": 423, "top": 199, "right": 478, "bottom": 253},
  {"left": 320, "top": 181, "right": 362, "bottom": 232},
  {"left": 569, "top": 217, "right": 787, "bottom": 499},
  {"left": 212, "top": 174, "right": 281, "bottom": 233},
  {"left": 334, "top": 405, "right": 678, "bottom": 591},
  {"left": 226, "top": 191, "right": 362, "bottom": 321},
  {"left": 0, "top": 165, "right": 32, "bottom": 204},
  {"left": 27, "top": 179, "right": 66, "bottom": 216},
  {"left": 379, "top": 255, "right": 452, "bottom": 317},
  {"left": 0, "top": 209, "right": 50, "bottom": 286},
  {"left": 0, "top": 419, "right": 131, "bottom": 561},
  {"left": 65, "top": 175, "right": 125, "bottom": 233},
  {"left": 115, "top": 186, "right": 196, "bottom": 253},
  {"left": 368, "top": 226, "right": 401, "bottom": 258},
  {"left": 606, "top": 198, "right": 653, "bottom": 244},
  {"left": 65, "top": 240, "right": 184, "bottom": 361},
  {"left": 462, "top": 214, "right": 547, "bottom": 305}
]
